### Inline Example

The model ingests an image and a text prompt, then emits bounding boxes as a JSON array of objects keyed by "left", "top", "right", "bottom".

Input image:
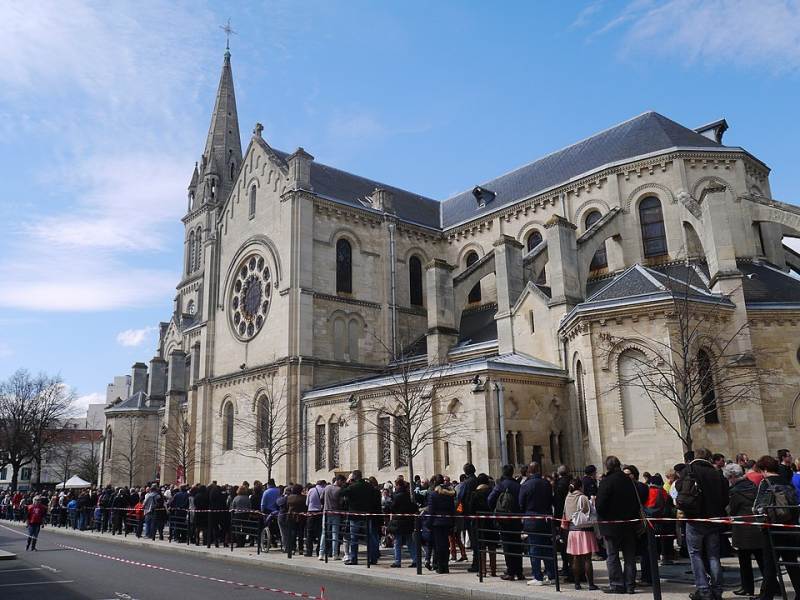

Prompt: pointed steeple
[{"left": 199, "top": 49, "right": 242, "bottom": 205}]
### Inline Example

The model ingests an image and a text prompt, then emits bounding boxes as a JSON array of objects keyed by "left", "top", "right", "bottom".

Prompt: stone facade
[{"left": 99, "top": 51, "right": 800, "bottom": 489}]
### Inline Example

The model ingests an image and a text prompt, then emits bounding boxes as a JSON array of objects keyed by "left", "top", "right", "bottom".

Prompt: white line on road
[
  {"left": 0, "top": 580, "right": 74, "bottom": 587},
  {"left": 40, "top": 564, "right": 60, "bottom": 573},
  {"left": 0, "top": 567, "right": 43, "bottom": 572}
]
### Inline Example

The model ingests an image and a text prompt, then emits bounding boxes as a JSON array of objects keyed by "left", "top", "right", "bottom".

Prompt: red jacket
[{"left": 27, "top": 503, "right": 47, "bottom": 525}]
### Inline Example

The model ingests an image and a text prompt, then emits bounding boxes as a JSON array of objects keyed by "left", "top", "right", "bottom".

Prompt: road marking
[
  {"left": 0, "top": 580, "right": 74, "bottom": 587},
  {"left": 0, "top": 567, "right": 43, "bottom": 572},
  {"left": 40, "top": 564, "right": 60, "bottom": 573}
]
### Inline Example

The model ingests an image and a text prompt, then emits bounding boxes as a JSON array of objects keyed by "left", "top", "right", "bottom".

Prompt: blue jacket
[
  {"left": 487, "top": 477, "right": 521, "bottom": 512},
  {"left": 519, "top": 474, "right": 553, "bottom": 515},
  {"left": 260, "top": 486, "right": 281, "bottom": 513}
]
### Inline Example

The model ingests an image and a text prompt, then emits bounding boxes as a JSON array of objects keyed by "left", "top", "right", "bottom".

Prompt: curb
[
  {"left": 0, "top": 549, "right": 17, "bottom": 560},
  {"left": 0, "top": 521, "right": 550, "bottom": 600}
]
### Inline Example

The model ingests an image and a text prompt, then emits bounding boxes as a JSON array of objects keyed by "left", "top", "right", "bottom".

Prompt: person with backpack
[
  {"left": 596, "top": 455, "right": 641, "bottom": 594},
  {"left": 676, "top": 448, "right": 729, "bottom": 600},
  {"left": 488, "top": 463, "right": 524, "bottom": 581},
  {"left": 753, "top": 455, "right": 800, "bottom": 600},
  {"left": 456, "top": 462, "right": 480, "bottom": 573}
]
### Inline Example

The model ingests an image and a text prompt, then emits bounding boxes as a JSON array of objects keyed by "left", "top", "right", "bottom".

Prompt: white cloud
[
  {"left": 582, "top": 0, "right": 800, "bottom": 72},
  {"left": 0, "top": 341, "right": 12, "bottom": 359},
  {"left": 116, "top": 326, "right": 158, "bottom": 348},
  {"left": 75, "top": 391, "right": 105, "bottom": 411},
  {"left": 0, "top": 2, "right": 216, "bottom": 311}
]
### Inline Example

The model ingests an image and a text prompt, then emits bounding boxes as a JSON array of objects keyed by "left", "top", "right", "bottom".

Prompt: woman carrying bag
[{"left": 562, "top": 478, "right": 599, "bottom": 591}]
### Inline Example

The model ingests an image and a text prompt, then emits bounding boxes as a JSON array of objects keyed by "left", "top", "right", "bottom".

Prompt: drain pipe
[
  {"left": 495, "top": 382, "right": 508, "bottom": 466},
  {"left": 388, "top": 220, "right": 397, "bottom": 359}
]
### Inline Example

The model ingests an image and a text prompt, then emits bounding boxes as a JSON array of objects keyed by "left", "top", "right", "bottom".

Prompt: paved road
[{"left": 0, "top": 524, "right": 425, "bottom": 600}]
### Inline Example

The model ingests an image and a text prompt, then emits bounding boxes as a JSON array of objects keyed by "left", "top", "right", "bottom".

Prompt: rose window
[{"left": 230, "top": 254, "right": 271, "bottom": 340}]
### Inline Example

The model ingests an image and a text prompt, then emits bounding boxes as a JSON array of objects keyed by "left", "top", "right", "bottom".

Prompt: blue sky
[{"left": 1, "top": 0, "right": 799, "bottom": 410}]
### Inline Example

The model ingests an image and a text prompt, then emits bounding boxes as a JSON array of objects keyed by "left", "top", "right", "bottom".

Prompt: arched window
[
  {"left": 584, "top": 211, "right": 608, "bottom": 270},
  {"left": 194, "top": 227, "right": 203, "bottom": 271},
  {"left": 619, "top": 349, "right": 655, "bottom": 432},
  {"left": 526, "top": 230, "right": 543, "bottom": 252},
  {"left": 105, "top": 428, "right": 113, "bottom": 460},
  {"left": 249, "top": 185, "right": 256, "bottom": 218},
  {"left": 188, "top": 230, "right": 196, "bottom": 274},
  {"left": 328, "top": 419, "right": 340, "bottom": 469},
  {"left": 378, "top": 416, "right": 391, "bottom": 469},
  {"left": 465, "top": 251, "right": 481, "bottom": 303},
  {"left": 639, "top": 197, "right": 667, "bottom": 258},
  {"left": 223, "top": 402, "right": 234, "bottom": 451},
  {"left": 257, "top": 395, "right": 270, "bottom": 449},
  {"left": 576, "top": 360, "right": 589, "bottom": 438},
  {"left": 230, "top": 162, "right": 236, "bottom": 180},
  {"left": 347, "top": 319, "right": 360, "bottom": 362},
  {"left": 333, "top": 317, "right": 346, "bottom": 361},
  {"left": 336, "top": 238, "right": 352, "bottom": 294},
  {"left": 315, "top": 421, "right": 326, "bottom": 471},
  {"left": 409, "top": 256, "right": 423, "bottom": 306},
  {"left": 697, "top": 349, "right": 719, "bottom": 424}
]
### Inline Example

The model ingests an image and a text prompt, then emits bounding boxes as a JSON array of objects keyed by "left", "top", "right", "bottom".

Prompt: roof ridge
[{"left": 441, "top": 111, "right": 659, "bottom": 203}]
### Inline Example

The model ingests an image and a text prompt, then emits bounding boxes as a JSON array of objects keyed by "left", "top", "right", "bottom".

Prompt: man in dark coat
[
  {"left": 340, "top": 470, "right": 379, "bottom": 565},
  {"left": 596, "top": 455, "right": 640, "bottom": 594},
  {"left": 456, "top": 462, "right": 480, "bottom": 572},
  {"left": 553, "top": 465, "right": 572, "bottom": 580},
  {"left": 488, "top": 464, "right": 524, "bottom": 581},
  {"left": 518, "top": 461, "right": 555, "bottom": 585},
  {"left": 679, "top": 448, "right": 729, "bottom": 600}
]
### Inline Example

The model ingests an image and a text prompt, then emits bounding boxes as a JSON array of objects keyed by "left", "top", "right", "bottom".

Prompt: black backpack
[
  {"left": 754, "top": 480, "right": 797, "bottom": 524},
  {"left": 154, "top": 494, "right": 165, "bottom": 512},
  {"left": 675, "top": 466, "right": 703, "bottom": 518},
  {"left": 494, "top": 488, "right": 515, "bottom": 514}
]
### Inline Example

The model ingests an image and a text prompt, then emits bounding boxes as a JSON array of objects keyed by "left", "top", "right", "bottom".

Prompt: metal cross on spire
[{"left": 220, "top": 18, "right": 237, "bottom": 50}]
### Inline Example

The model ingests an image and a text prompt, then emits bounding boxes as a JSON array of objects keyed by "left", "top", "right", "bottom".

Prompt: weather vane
[{"left": 220, "top": 18, "right": 237, "bottom": 50}]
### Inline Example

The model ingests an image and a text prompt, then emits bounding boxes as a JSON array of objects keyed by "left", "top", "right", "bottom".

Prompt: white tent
[{"left": 56, "top": 475, "right": 92, "bottom": 489}]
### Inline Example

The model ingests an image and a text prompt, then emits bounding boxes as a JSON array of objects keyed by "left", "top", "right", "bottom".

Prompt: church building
[{"left": 100, "top": 48, "right": 800, "bottom": 488}]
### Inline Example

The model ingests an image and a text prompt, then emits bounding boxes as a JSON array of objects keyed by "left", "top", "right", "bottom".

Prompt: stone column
[
  {"left": 425, "top": 259, "right": 458, "bottom": 365},
  {"left": 493, "top": 235, "right": 525, "bottom": 355},
  {"left": 544, "top": 215, "right": 581, "bottom": 307},
  {"left": 287, "top": 147, "right": 314, "bottom": 191},
  {"left": 131, "top": 362, "right": 148, "bottom": 396},
  {"left": 701, "top": 189, "right": 738, "bottom": 281}
]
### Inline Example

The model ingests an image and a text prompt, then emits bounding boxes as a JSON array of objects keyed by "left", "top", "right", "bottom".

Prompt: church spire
[{"left": 199, "top": 47, "right": 242, "bottom": 205}]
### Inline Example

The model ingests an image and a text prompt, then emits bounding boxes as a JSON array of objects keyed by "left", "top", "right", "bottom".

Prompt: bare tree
[
  {"left": 346, "top": 334, "right": 472, "bottom": 491},
  {"left": 228, "top": 378, "right": 292, "bottom": 483},
  {"left": 0, "top": 370, "right": 76, "bottom": 491},
  {"left": 162, "top": 411, "right": 195, "bottom": 485},
  {"left": 113, "top": 415, "right": 149, "bottom": 487},
  {"left": 47, "top": 434, "right": 80, "bottom": 488},
  {"left": 76, "top": 433, "right": 102, "bottom": 485},
  {"left": 599, "top": 263, "right": 776, "bottom": 453}
]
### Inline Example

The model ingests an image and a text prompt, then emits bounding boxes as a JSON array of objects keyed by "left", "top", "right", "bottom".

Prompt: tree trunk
[
  {"left": 408, "top": 455, "right": 415, "bottom": 500},
  {"left": 11, "top": 463, "right": 20, "bottom": 492}
]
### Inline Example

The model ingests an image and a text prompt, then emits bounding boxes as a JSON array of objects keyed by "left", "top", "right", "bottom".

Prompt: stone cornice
[
  {"left": 313, "top": 291, "right": 382, "bottom": 310},
  {"left": 444, "top": 148, "right": 757, "bottom": 238}
]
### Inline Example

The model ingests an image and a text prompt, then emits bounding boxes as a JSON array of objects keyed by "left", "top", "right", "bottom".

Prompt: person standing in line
[
  {"left": 388, "top": 479, "right": 418, "bottom": 568},
  {"left": 725, "top": 462, "right": 765, "bottom": 598},
  {"left": 677, "top": 448, "right": 729, "bottom": 600},
  {"left": 488, "top": 464, "right": 525, "bottom": 581},
  {"left": 304, "top": 480, "right": 326, "bottom": 557},
  {"left": 25, "top": 496, "right": 47, "bottom": 551},
  {"left": 340, "top": 470, "right": 378, "bottom": 565},
  {"left": 596, "top": 455, "right": 641, "bottom": 595},
  {"left": 456, "top": 462, "right": 480, "bottom": 573},
  {"left": 519, "top": 461, "right": 555, "bottom": 586},
  {"left": 562, "top": 478, "right": 599, "bottom": 591},
  {"left": 319, "top": 475, "right": 344, "bottom": 560},
  {"left": 427, "top": 474, "right": 455, "bottom": 574},
  {"left": 553, "top": 465, "right": 573, "bottom": 582},
  {"left": 777, "top": 449, "right": 794, "bottom": 485}
]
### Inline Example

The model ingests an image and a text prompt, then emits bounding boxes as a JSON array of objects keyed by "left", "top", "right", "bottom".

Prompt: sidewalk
[{"left": 1, "top": 521, "right": 755, "bottom": 599}]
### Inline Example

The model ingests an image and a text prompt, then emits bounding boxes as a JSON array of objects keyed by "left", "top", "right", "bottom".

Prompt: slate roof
[
  {"left": 105, "top": 391, "right": 157, "bottom": 413},
  {"left": 739, "top": 259, "right": 800, "bottom": 305},
  {"left": 266, "top": 111, "right": 739, "bottom": 231},
  {"left": 457, "top": 303, "right": 498, "bottom": 345},
  {"left": 439, "top": 111, "right": 728, "bottom": 228},
  {"left": 272, "top": 150, "right": 441, "bottom": 228}
]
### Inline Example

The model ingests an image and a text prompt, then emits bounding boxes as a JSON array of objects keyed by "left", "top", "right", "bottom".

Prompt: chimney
[
  {"left": 167, "top": 350, "right": 188, "bottom": 394},
  {"left": 693, "top": 119, "right": 728, "bottom": 144},
  {"left": 147, "top": 357, "right": 168, "bottom": 400},
  {"left": 287, "top": 147, "right": 314, "bottom": 191},
  {"left": 131, "top": 362, "right": 148, "bottom": 396},
  {"left": 372, "top": 187, "right": 394, "bottom": 213}
]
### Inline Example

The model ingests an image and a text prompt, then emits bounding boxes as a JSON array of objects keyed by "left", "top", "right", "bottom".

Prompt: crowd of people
[{"left": 2, "top": 447, "right": 800, "bottom": 600}]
